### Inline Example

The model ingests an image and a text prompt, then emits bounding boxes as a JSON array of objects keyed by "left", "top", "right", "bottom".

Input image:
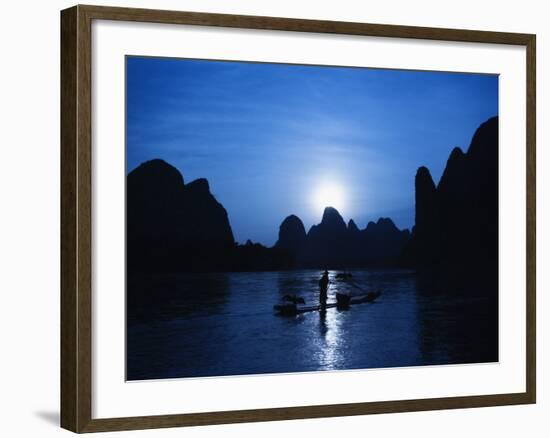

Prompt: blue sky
[{"left": 126, "top": 56, "right": 498, "bottom": 246}]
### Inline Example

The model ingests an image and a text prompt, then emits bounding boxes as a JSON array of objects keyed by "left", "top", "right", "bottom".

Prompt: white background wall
[{"left": 0, "top": 0, "right": 546, "bottom": 436}]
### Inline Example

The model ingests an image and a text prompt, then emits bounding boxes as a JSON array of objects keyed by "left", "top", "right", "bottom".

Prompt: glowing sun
[{"left": 312, "top": 182, "right": 346, "bottom": 215}]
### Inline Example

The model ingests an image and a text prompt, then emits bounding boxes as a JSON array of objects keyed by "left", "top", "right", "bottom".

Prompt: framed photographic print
[{"left": 60, "top": 4, "right": 536, "bottom": 433}]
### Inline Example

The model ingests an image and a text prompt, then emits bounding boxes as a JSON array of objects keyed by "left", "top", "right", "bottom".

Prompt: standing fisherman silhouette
[{"left": 319, "top": 270, "right": 330, "bottom": 312}]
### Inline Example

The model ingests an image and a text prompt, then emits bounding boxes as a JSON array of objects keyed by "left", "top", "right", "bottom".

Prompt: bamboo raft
[{"left": 273, "top": 291, "right": 381, "bottom": 316}]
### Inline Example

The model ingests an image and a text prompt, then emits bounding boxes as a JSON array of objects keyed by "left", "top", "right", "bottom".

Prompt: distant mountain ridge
[{"left": 276, "top": 207, "right": 410, "bottom": 268}]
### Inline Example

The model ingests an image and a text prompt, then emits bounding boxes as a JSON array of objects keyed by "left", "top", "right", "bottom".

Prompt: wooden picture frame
[{"left": 61, "top": 4, "right": 536, "bottom": 433}]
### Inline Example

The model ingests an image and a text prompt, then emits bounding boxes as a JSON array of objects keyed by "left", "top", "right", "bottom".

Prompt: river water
[{"left": 127, "top": 269, "right": 498, "bottom": 380}]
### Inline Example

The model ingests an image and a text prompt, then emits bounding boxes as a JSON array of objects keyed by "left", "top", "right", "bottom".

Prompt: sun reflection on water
[{"left": 315, "top": 304, "right": 346, "bottom": 370}]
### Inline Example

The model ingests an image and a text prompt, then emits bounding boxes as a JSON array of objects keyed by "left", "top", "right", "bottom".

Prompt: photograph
[
  {"left": 125, "top": 56, "right": 499, "bottom": 381},
  {"left": 0, "top": 0, "right": 541, "bottom": 435}
]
